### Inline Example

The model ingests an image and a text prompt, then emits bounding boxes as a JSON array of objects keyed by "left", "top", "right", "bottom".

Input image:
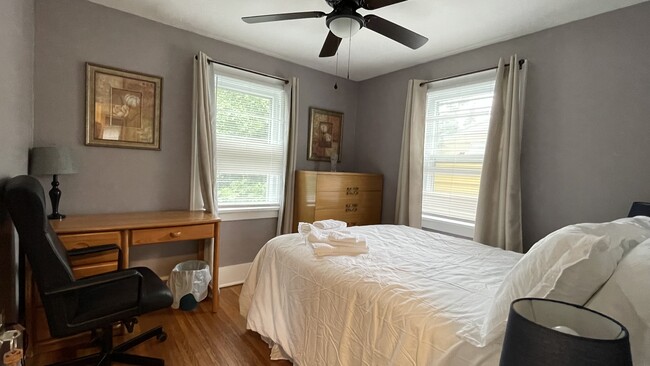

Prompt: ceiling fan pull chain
[
  {"left": 334, "top": 52, "right": 339, "bottom": 89},
  {"left": 347, "top": 22, "right": 352, "bottom": 80}
]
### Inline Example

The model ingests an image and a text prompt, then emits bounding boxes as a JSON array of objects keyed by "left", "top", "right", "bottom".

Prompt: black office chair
[
  {"left": 4, "top": 175, "right": 173, "bottom": 366},
  {"left": 628, "top": 201, "right": 650, "bottom": 217}
]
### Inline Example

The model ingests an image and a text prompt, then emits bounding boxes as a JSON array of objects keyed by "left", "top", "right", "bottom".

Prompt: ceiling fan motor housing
[
  {"left": 326, "top": 0, "right": 350, "bottom": 8},
  {"left": 326, "top": 9, "right": 364, "bottom": 27}
]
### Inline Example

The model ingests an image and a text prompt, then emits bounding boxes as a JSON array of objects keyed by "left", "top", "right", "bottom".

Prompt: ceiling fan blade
[
  {"left": 360, "top": 0, "right": 407, "bottom": 10},
  {"left": 319, "top": 31, "right": 342, "bottom": 57},
  {"left": 242, "top": 11, "right": 327, "bottom": 24},
  {"left": 363, "top": 14, "right": 428, "bottom": 49}
]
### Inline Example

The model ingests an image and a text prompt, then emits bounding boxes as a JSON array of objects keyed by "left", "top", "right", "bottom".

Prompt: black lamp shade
[
  {"left": 29, "top": 147, "right": 79, "bottom": 220},
  {"left": 628, "top": 201, "right": 650, "bottom": 217},
  {"left": 500, "top": 298, "right": 632, "bottom": 366}
]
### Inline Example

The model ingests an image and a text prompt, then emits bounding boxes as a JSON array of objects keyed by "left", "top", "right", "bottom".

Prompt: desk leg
[
  {"left": 211, "top": 222, "right": 220, "bottom": 312},
  {"left": 121, "top": 230, "right": 130, "bottom": 268}
]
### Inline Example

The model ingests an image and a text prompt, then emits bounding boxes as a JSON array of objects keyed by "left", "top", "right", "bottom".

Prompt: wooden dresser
[
  {"left": 293, "top": 171, "right": 383, "bottom": 231},
  {"left": 26, "top": 211, "right": 220, "bottom": 359}
]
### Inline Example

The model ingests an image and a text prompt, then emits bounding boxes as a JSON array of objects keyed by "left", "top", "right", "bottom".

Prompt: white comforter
[{"left": 240, "top": 225, "right": 523, "bottom": 366}]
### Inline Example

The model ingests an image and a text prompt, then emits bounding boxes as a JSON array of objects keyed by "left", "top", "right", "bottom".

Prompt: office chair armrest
[
  {"left": 44, "top": 269, "right": 143, "bottom": 297},
  {"left": 67, "top": 244, "right": 124, "bottom": 269}
]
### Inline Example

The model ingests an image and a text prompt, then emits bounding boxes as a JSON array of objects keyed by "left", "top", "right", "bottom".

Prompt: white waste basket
[{"left": 167, "top": 260, "right": 212, "bottom": 311}]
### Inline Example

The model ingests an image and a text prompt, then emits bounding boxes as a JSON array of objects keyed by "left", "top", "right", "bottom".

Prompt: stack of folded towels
[{"left": 298, "top": 219, "right": 369, "bottom": 257}]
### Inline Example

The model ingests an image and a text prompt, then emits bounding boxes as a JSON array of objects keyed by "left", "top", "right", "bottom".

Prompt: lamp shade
[
  {"left": 29, "top": 147, "right": 78, "bottom": 175},
  {"left": 628, "top": 201, "right": 650, "bottom": 217},
  {"left": 500, "top": 298, "right": 632, "bottom": 366}
]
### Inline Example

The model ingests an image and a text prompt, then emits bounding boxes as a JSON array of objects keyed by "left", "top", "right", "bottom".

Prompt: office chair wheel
[
  {"left": 157, "top": 331, "right": 167, "bottom": 342},
  {"left": 123, "top": 318, "right": 139, "bottom": 333}
]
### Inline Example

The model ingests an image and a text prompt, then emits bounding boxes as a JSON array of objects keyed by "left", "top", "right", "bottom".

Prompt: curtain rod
[
  {"left": 419, "top": 59, "right": 527, "bottom": 87},
  {"left": 195, "top": 55, "right": 289, "bottom": 84}
]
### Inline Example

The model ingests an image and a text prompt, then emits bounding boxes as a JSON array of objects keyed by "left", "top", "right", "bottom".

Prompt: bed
[{"left": 240, "top": 220, "right": 650, "bottom": 366}]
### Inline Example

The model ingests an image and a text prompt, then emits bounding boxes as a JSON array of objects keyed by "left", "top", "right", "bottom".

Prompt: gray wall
[
  {"left": 33, "top": 0, "right": 359, "bottom": 274},
  {"left": 0, "top": 0, "right": 34, "bottom": 323},
  {"left": 355, "top": 2, "right": 650, "bottom": 250},
  {"left": 22, "top": 0, "right": 650, "bottom": 277}
]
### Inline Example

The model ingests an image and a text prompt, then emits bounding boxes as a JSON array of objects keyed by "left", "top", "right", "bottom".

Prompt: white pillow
[
  {"left": 586, "top": 238, "right": 650, "bottom": 365},
  {"left": 457, "top": 217, "right": 650, "bottom": 347}
]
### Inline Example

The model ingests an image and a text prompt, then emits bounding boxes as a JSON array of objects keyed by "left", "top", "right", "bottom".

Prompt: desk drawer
[
  {"left": 73, "top": 262, "right": 119, "bottom": 279},
  {"left": 132, "top": 224, "right": 214, "bottom": 245},
  {"left": 59, "top": 232, "right": 121, "bottom": 266}
]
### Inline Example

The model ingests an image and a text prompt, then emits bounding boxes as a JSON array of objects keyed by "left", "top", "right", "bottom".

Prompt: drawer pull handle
[
  {"left": 345, "top": 203, "right": 358, "bottom": 212},
  {"left": 346, "top": 187, "right": 360, "bottom": 195},
  {"left": 170, "top": 231, "right": 182, "bottom": 238}
]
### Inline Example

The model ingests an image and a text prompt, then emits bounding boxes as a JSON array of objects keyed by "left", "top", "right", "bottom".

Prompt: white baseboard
[{"left": 218, "top": 262, "right": 252, "bottom": 288}]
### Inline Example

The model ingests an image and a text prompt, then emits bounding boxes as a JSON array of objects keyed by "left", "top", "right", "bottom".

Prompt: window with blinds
[
  {"left": 422, "top": 69, "right": 496, "bottom": 235},
  {"left": 214, "top": 73, "right": 288, "bottom": 209}
]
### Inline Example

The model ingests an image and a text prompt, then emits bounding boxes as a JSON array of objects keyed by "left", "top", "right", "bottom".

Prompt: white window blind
[
  {"left": 214, "top": 73, "right": 288, "bottom": 209},
  {"left": 422, "top": 69, "right": 496, "bottom": 231}
]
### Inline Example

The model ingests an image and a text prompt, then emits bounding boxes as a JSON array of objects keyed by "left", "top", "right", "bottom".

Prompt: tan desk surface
[
  {"left": 50, "top": 210, "right": 221, "bottom": 312},
  {"left": 50, "top": 210, "right": 220, "bottom": 233}
]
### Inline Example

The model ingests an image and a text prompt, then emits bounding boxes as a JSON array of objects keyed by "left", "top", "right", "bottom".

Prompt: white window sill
[
  {"left": 421, "top": 215, "right": 474, "bottom": 239},
  {"left": 218, "top": 207, "right": 279, "bottom": 222}
]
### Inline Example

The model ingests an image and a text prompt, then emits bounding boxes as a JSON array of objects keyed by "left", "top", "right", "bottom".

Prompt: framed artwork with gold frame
[
  {"left": 85, "top": 63, "right": 162, "bottom": 150},
  {"left": 307, "top": 107, "right": 343, "bottom": 161}
]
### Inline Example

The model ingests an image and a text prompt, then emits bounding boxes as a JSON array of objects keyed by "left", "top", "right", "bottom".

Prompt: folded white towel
[
  {"left": 298, "top": 222, "right": 313, "bottom": 236},
  {"left": 312, "top": 219, "right": 347, "bottom": 230},
  {"left": 328, "top": 230, "right": 366, "bottom": 245},
  {"left": 307, "top": 229, "right": 367, "bottom": 247},
  {"left": 310, "top": 242, "right": 369, "bottom": 257}
]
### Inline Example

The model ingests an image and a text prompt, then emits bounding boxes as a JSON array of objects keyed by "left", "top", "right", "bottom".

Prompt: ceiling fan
[{"left": 242, "top": 0, "right": 428, "bottom": 57}]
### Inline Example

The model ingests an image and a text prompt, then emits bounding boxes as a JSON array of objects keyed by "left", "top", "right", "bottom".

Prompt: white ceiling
[{"left": 88, "top": 0, "right": 648, "bottom": 81}]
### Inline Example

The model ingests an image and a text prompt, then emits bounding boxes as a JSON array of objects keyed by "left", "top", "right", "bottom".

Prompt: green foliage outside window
[
  {"left": 215, "top": 87, "right": 272, "bottom": 140},
  {"left": 217, "top": 175, "right": 267, "bottom": 204}
]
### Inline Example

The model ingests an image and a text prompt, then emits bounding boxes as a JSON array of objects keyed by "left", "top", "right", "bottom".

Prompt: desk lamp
[
  {"left": 29, "top": 147, "right": 78, "bottom": 220},
  {"left": 499, "top": 298, "right": 632, "bottom": 366}
]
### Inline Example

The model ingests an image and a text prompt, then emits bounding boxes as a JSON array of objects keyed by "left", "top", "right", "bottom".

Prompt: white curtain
[
  {"left": 192, "top": 51, "right": 217, "bottom": 214},
  {"left": 277, "top": 77, "right": 299, "bottom": 235},
  {"left": 191, "top": 51, "right": 218, "bottom": 282},
  {"left": 395, "top": 79, "right": 427, "bottom": 227},
  {"left": 474, "top": 56, "right": 528, "bottom": 252}
]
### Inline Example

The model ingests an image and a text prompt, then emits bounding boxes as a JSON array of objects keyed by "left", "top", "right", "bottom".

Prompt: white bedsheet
[{"left": 240, "top": 225, "right": 523, "bottom": 366}]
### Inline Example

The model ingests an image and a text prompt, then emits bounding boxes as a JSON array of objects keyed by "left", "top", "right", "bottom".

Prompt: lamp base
[
  {"left": 48, "top": 174, "right": 66, "bottom": 220},
  {"left": 47, "top": 213, "right": 66, "bottom": 220}
]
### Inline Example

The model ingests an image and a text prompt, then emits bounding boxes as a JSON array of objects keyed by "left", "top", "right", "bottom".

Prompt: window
[
  {"left": 213, "top": 70, "right": 288, "bottom": 216},
  {"left": 422, "top": 69, "right": 496, "bottom": 237}
]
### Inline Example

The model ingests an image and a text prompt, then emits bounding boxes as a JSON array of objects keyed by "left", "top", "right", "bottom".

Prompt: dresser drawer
[
  {"left": 316, "top": 174, "right": 382, "bottom": 193},
  {"left": 59, "top": 232, "right": 121, "bottom": 266},
  {"left": 314, "top": 210, "right": 381, "bottom": 227},
  {"left": 315, "top": 191, "right": 382, "bottom": 210},
  {"left": 132, "top": 224, "right": 214, "bottom": 245}
]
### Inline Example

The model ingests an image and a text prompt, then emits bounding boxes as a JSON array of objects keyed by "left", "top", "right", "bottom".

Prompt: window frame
[
  {"left": 190, "top": 64, "right": 290, "bottom": 221},
  {"left": 421, "top": 69, "right": 497, "bottom": 238}
]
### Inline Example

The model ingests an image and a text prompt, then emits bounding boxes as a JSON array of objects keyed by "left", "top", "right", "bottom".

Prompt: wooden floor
[{"left": 31, "top": 285, "right": 292, "bottom": 366}]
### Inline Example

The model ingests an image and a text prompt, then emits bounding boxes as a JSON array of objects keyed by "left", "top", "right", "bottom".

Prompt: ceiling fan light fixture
[{"left": 328, "top": 16, "right": 362, "bottom": 38}]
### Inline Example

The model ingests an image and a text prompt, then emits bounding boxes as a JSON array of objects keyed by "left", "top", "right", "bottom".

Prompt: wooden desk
[
  {"left": 49, "top": 210, "right": 221, "bottom": 311},
  {"left": 25, "top": 211, "right": 221, "bottom": 359}
]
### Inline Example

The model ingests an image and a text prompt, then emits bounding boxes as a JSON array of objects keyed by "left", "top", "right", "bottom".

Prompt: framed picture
[
  {"left": 85, "top": 63, "right": 162, "bottom": 150},
  {"left": 308, "top": 107, "right": 343, "bottom": 161}
]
